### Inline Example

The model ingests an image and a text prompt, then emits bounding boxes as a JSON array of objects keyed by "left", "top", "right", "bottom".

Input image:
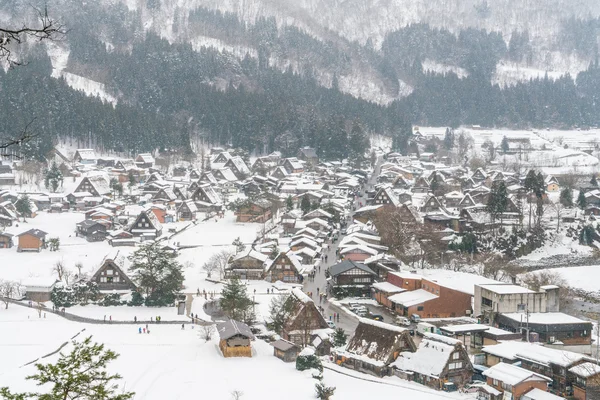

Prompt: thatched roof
[{"left": 345, "top": 319, "right": 416, "bottom": 365}]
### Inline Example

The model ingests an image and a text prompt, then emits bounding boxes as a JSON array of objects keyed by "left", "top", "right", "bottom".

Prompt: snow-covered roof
[
  {"left": 371, "top": 282, "right": 405, "bottom": 294},
  {"left": 440, "top": 324, "right": 490, "bottom": 334},
  {"left": 569, "top": 362, "right": 600, "bottom": 378},
  {"left": 483, "top": 362, "right": 550, "bottom": 386},
  {"left": 388, "top": 289, "right": 438, "bottom": 307},
  {"left": 215, "top": 167, "right": 238, "bottom": 182},
  {"left": 392, "top": 333, "right": 461, "bottom": 378},
  {"left": 501, "top": 312, "right": 589, "bottom": 325},
  {"left": 232, "top": 248, "right": 268, "bottom": 263},
  {"left": 477, "top": 283, "right": 535, "bottom": 294},
  {"left": 483, "top": 341, "right": 590, "bottom": 367},
  {"left": 291, "top": 288, "right": 313, "bottom": 304},
  {"left": 522, "top": 388, "right": 566, "bottom": 400},
  {"left": 339, "top": 245, "right": 379, "bottom": 256},
  {"left": 217, "top": 320, "right": 254, "bottom": 340}
]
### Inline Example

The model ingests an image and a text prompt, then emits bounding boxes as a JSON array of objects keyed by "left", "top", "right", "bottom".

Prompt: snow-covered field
[
  {"left": 0, "top": 306, "right": 475, "bottom": 399},
  {"left": 532, "top": 266, "right": 600, "bottom": 293},
  {"left": 0, "top": 210, "right": 259, "bottom": 293},
  {"left": 418, "top": 126, "right": 600, "bottom": 175}
]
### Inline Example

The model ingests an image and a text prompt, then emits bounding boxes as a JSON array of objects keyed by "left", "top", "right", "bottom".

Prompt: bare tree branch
[
  {"left": 0, "top": 6, "right": 65, "bottom": 67},
  {"left": 0, "top": 118, "right": 38, "bottom": 158}
]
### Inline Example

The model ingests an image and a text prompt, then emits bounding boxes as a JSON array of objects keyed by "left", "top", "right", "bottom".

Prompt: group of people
[{"left": 138, "top": 324, "right": 151, "bottom": 334}]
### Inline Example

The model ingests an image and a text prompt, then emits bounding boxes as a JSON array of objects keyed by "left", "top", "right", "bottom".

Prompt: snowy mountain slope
[
  {"left": 4, "top": 0, "right": 599, "bottom": 105},
  {"left": 46, "top": 43, "right": 118, "bottom": 105}
]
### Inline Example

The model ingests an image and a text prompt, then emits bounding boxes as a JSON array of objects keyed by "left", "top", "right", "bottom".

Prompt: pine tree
[
  {"left": 559, "top": 187, "right": 573, "bottom": 207},
  {"left": 15, "top": 194, "right": 32, "bottom": 222},
  {"left": 128, "top": 171, "right": 136, "bottom": 192},
  {"left": 348, "top": 120, "right": 369, "bottom": 168},
  {"left": 286, "top": 195, "right": 294, "bottom": 212},
  {"left": 0, "top": 337, "right": 134, "bottom": 400},
  {"left": 300, "top": 195, "right": 311, "bottom": 215},
  {"left": 128, "top": 244, "right": 184, "bottom": 306},
  {"left": 44, "top": 162, "right": 63, "bottom": 193},
  {"left": 232, "top": 237, "right": 246, "bottom": 254},
  {"left": 220, "top": 277, "right": 253, "bottom": 322},
  {"left": 332, "top": 328, "right": 348, "bottom": 347},
  {"left": 443, "top": 128, "right": 455, "bottom": 150},
  {"left": 500, "top": 136, "right": 509, "bottom": 154},
  {"left": 577, "top": 189, "right": 587, "bottom": 209}
]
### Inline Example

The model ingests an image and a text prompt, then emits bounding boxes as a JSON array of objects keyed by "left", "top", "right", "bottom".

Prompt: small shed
[
  {"left": 271, "top": 339, "right": 301, "bottom": 362},
  {"left": 217, "top": 320, "right": 254, "bottom": 358},
  {"left": 17, "top": 229, "right": 47, "bottom": 252}
]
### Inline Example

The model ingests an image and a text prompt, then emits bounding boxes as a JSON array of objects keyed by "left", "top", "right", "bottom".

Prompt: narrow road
[{"left": 302, "top": 156, "right": 391, "bottom": 334}]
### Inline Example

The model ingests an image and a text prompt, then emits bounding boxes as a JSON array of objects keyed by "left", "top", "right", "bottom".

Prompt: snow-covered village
[
  {"left": 5, "top": 1, "right": 600, "bottom": 400},
  {"left": 1, "top": 124, "right": 600, "bottom": 400}
]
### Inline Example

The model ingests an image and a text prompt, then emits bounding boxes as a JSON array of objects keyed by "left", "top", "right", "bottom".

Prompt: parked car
[
  {"left": 326, "top": 321, "right": 336, "bottom": 329},
  {"left": 410, "top": 313, "right": 421, "bottom": 323},
  {"left": 369, "top": 314, "right": 384, "bottom": 321},
  {"left": 395, "top": 316, "right": 411, "bottom": 326}
]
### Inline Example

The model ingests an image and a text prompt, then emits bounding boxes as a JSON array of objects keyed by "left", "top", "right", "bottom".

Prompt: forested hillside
[{"left": 2, "top": 0, "right": 600, "bottom": 160}]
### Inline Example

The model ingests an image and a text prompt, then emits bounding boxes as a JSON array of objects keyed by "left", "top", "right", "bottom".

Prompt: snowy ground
[
  {"left": 65, "top": 305, "right": 188, "bottom": 322},
  {"left": 418, "top": 126, "right": 600, "bottom": 175},
  {"left": 0, "top": 306, "right": 475, "bottom": 399},
  {"left": 0, "top": 210, "right": 260, "bottom": 294},
  {"left": 531, "top": 266, "right": 600, "bottom": 293}
]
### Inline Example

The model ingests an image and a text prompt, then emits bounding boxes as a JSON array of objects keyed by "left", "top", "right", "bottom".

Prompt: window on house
[
  {"left": 449, "top": 362, "right": 462, "bottom": 370},
  {"left": 417, "top": 306, "right": 424, "bottom": 311},
  {"left": 452, "top": 352, "right": 460, "bottom": 360},
  {"left": 482, "top": 297, "right": 493, "bottom": 307},
  {"left": 492, "top": 379, "right": 498, "bottom": 386},
  {"left": 517, "top": 303, "right": 526, "bottom": 311}
]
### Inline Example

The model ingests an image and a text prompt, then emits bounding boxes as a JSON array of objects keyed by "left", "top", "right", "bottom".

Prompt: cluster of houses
[{"left": 355, "top": 153, "right": 573, "bottom": 234}]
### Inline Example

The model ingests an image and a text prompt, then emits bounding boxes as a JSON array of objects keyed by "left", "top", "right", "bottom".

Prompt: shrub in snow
[
  {"left": 296, "top": 354, "right": 323, "bottom": 373},
  {"left": 332, "top": 328, "right": 347, "bottom": 348},
  {"left": 51, "top": 284, "right": 75, "bottom": 308},
  {"left": 99, "top": 293, "right": 123, "bottom": 307},
  {"left": 315, "top": 382, "right": 335, "bottom": 399},
  {"left": 128, "top": 291, "right": 144, "bottom": 306}
]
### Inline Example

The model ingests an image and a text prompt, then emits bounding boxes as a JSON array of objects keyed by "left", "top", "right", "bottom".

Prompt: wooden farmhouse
[
  {"left": 265, "top": 251, "right": 303, "bottom": 283},
  {"left": 225, "top": 249, "right": 268, "bottom": 280},
  {"left": 282, "top": 289, "right": 330, "bottom": 348},
  {"left": 127, "top": 210, "right": 163, "bottom": 239},
  {"left": 392, "top": 333, "right": 473, "bottom": 389},
  {"left": 74, "top": 175, "right": 111, "bottom": 197},
  {"left": 177, "top": 200, "right": 198, "bottom": 221},
  {"left": 217, "top": 320, "right": 254, "bottom": 358},
  {"left": 235, "top": 199, "right": 273, "bottom": 223},
  {"left": 333, "top": 319, "right": 416, "bottom": 377},
  {"left": 91, "top": 259, "right": 137, "bottom": 291}
]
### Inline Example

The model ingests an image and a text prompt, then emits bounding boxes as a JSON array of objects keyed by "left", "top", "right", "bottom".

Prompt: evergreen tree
[
  {"left": 220, "top": 277, "right": 254, "bottom": 322},
  {"left": 15, "top": 194, "right": 32, "bottom": 222},
  {"left": 591, "top": 175, "right": 598, "bottom": 187},
  {"left": 577, "top": 189, "right": 587, "bottom": 209},
  {"left": 286, "top": 195, "right": 294, "bottom": 212},
  {"left": 0, "top": 337, "right": 134, "bottom": 400},
  {"left": 443, "top": 128, "right": 455, "bottom": 150},
  {"left": 487, "top": 180, "right": 508, "bottom": 230},
  {"left": 332, "top": 328, "right": 348, "bottom": 347},
  {"left": 559, "top": 187, "right": 573, "bottom": 207},
  {"left": 128, "top": 244, "right": 184, "bottom": 306},
  {"left": 300, "top": 195, "right": 311, "bottom": 215},
  {"left": 500, "top": 136, "right": 509, "bottom": 154},
  {"left": 232, "top": 237, "right": 246, "bottom": 254},
  {"left": 128, "top": 171, "right": 136, "bottom": 192},
  {"left": 348, "top": 120, "right": 369, "bottom": 168},
  {"left": 44, "top": 162, "right": 63, "bottom": 193}
]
